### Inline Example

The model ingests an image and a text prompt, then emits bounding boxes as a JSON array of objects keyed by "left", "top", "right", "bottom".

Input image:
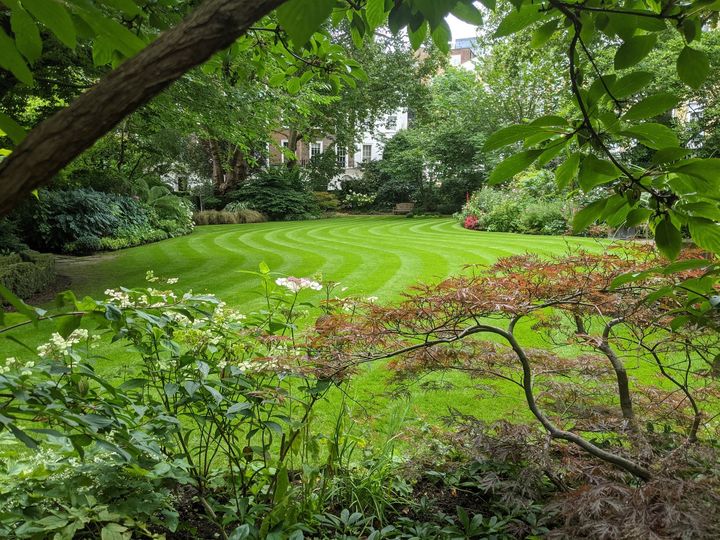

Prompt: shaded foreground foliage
[{"left": 0, "top": 245, "right": 719, "bottom": 537}]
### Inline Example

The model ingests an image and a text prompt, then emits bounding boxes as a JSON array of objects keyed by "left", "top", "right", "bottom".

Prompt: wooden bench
[{"left": 393, "top": 202, "right": 415, "bottom": 215}]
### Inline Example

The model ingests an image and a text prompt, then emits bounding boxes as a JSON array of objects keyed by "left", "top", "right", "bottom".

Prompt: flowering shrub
[
  {"left": 463, "top": 214, "right": 479, "bottom": 230},
  {"left": 0, "top": 265, "right": 352, "bottom": 537},
  {"left": 342, "top": 190, "right": 376, "bottom": 210}
]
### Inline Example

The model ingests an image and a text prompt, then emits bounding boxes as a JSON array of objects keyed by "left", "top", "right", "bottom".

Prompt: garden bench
[{"left": 393, "top": 202, "right": 415, "bottom": 215}]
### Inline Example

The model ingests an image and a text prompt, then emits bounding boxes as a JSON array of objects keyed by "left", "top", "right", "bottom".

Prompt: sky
[{"left": 446, "top": 14, "right": 480, "bottom": 43}]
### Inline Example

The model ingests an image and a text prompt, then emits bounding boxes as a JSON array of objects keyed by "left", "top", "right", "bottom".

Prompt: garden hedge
[{"left": 0, "top": 250, "right": 56, "bottom": 301}]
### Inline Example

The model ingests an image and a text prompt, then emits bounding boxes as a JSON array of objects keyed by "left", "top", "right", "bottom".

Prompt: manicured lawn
[{"left": 1, "top": 216, "right": 609, "bottom": 443}]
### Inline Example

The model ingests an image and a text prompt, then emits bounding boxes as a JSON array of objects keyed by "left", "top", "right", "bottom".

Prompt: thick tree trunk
[
  {"left": 0, "top": 0, "right": 285, "bottom": 215},
  {"left": 208, "top": 139, "right": 225, "bottom": 192}
]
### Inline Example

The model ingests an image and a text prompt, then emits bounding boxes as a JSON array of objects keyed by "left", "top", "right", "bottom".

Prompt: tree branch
[{"left": 0, "top": 0, "right": 286, "bottom": 214}]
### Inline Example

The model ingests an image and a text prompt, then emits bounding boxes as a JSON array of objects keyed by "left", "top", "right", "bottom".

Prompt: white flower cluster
[
  {"left": 0, "top": 357, "right": 35, "bottom": 376},
  {"left": 147, "top": 270, "right": 179, "bottom": 285},
  {"left": 104, "top": 288, "right": 133, "bottom": 308},
  {"left": 275, "top": 277, "right": 322, "bottom": 293},
  {"left": 36, "top": 329, "right": 90, "bottom": 360}
]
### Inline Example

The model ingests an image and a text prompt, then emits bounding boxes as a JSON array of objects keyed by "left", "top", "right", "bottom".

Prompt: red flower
[{"left": 464, "top": 215, "right": 479, "bottom": 230}]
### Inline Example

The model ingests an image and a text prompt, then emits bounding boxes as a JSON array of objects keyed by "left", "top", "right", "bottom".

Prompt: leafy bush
[
  {"left": 342, "top": 190, "right": 375, "bottom": 210},
  {"left": 313, "top": 191, "right": 341, "bottom": 213},
  {"left": 223, "top": 201, "right": 251, "bottom": 212},
  {"left": 15, "top": 188, "right": 191, "bottom": 254},
  {"left": 229, "top": 167, "right": 320, "bottom": 221},
  {"left": 0, "top": 250, "right": 55, "bottom": 300},
  {"left": 521, "top": 201, "right": 568, "bottom": 235},
  {"left": 0, "top": 449, "right": 179, "bottom": 538},
  {"left": 62, "top": 234, "right": 102, "bottom": 255},
  {"left": 0, "top": 218, "right": 27, "bottom": 253},
  {"left": 458, "top": 187, "right": 569, "bottom": 235}
]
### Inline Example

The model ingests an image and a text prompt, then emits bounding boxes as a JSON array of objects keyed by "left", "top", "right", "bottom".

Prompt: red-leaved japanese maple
[{"left": 309, "top": 246, "right": 720, "bottom": 481}]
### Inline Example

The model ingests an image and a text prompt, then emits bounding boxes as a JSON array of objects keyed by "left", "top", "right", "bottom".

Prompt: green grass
[{"left": 1, "top": 216, "right": 610, "bottom": 442}]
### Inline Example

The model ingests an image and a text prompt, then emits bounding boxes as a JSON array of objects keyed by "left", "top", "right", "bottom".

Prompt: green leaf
[
  {"left": 10, "top": 5, "right": 42, "bottom": 63},
  {"left": 625, "top": 207, "right": 652, "bottom": 227},
  {"left": 531, "top": 19, "right": 559, "bottom": 49},
  {"left": 277, "top": 0, "right": 335, "bottom": 47},
  {"left": 484, "top": 124, "right": 547, "bottom": 152},
  {"left": 650, "top": 147, "right": 691, "bottom": 165},
  {"left": 614, "top": 34, "right": 656, "bottom": 70},
  {"left": 572, "top": 198, "right": 608, "bottom": 233},
  {"left": 689, "top": 218, "right": 720, "bottom": 255},
  {"left": 0, "top": 28, "right": 33, "bottom": 85},
  {"left": 677, "top": 46, "right": 709, "bottom": 89},
  {"left": 487, "top": 150, "right": 542, "bottom": 185},
  {"left": 0, "top": 112, "right": 26, "bottom": 144},
  {"left": 57, "top": 314, "right": 83, "bottom": 338},
  {"left": 578, "top": 155, "right": 621, "bottom": 191},
  {"left": 655, "top": 215, "right": 682, "bottom": 260},
  {"left": 622, "top": 122, "right": 679, "bottom": 150},
  {"left": 431, "top": 20, "right": 452, "bottom": 53},
  {"left": 670, "top": 158, "right": 720, "bottom": 182},
  {"left": 555, "top": 152, "right": 580, "bottom": 190},
  {"left": 611, "top": 71, "right": 654, "bottom": 99},
  {"left": 99, "top": 0, "right": 142, "bottom": 17},
  {"left": 365, "top": 0, "right": 387, "bottom": 31},
  {"left": 451, "top": 1, "right": 483, "bottom": 25},
  {"left": 22, "top": 0, "right": 76, "bottom": 49},
  {"left": 408, "top": 20, "right": 427, "bottom": 50},
  {"left": 286, "top": 77, "right": 301, "bottom": 95},
  {"left": 495, "top": 4, "right": 542, "bottom": 38},
  {"left": 623, "top": 93, "right": 678, "bottom": 121}
]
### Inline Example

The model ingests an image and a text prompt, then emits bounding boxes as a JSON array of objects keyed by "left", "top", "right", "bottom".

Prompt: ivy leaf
[
  {"left": 22, "top": 0, "right": 76, "bottom": 49},
  {"left": 451, "top": 1, "right": 483, "bottom": 25},
  {"left": 277, "top": 0, "right": 335, "bottom": 47},
  {"left": 365, "top": 0, "right": 387, "bottom": 31},
  {"left": 677, "top": 46, "right": 709, "bottom": 89},
  {"left": 614, "top": 34, "right": 656, "bottom": 70},
  {"left": 484, "top": 125, "right": 547, "bottom": 152},
  {"left": 655, "top": 215, "right": 682, "bottom": 260},
  {"left": 623, "top": 93, "right": 678, "bottom": 121},
  {"left": 10, "top": 5, "right": 42, "bottom": 63},
  {"left": 572, "top": 198, "right": 608, "bottom": 233},
  {"left": 578, "top": 155, "right": 621, "bottom": 191},
  {"left": 622, "top": 123, "right": 679, "bottom": 150},
  {"left": 688, "top": 218, "right": 720, "bottom": 255},
  {"left": 495, "top": 4, "right": 543, "bottom": 38},
  {"left": 555, "top": 152, "right": 580, "bottom": 190},
  {"left": 487, "top": 150, "right": 542, "bottom": 185}
]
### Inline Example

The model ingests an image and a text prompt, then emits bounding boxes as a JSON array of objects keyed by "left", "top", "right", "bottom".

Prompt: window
[
  {"left": 336, "top": 146, "right": 347, "bottom": 168},
  {"left": 362, "top": 144, "right": 373, "bottom": 163},
  {"left": 310, "top": 141, "right": 323, "bottom": 159},
  {"left": 280, "top": 140, "right": 289, "bottom": 163},
  {"left": 386, "top": 115, "right": 397, "bottom": 130}
]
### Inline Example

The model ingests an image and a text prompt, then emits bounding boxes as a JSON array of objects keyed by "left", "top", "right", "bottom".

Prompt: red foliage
[{"left": 463, "top": 214, "right": 479, "bottom": 230}]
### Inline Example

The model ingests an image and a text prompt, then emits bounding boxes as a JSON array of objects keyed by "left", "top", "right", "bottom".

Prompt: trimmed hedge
[{"left": 0, "top": 250, "right": 56, "bottom": 301}]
